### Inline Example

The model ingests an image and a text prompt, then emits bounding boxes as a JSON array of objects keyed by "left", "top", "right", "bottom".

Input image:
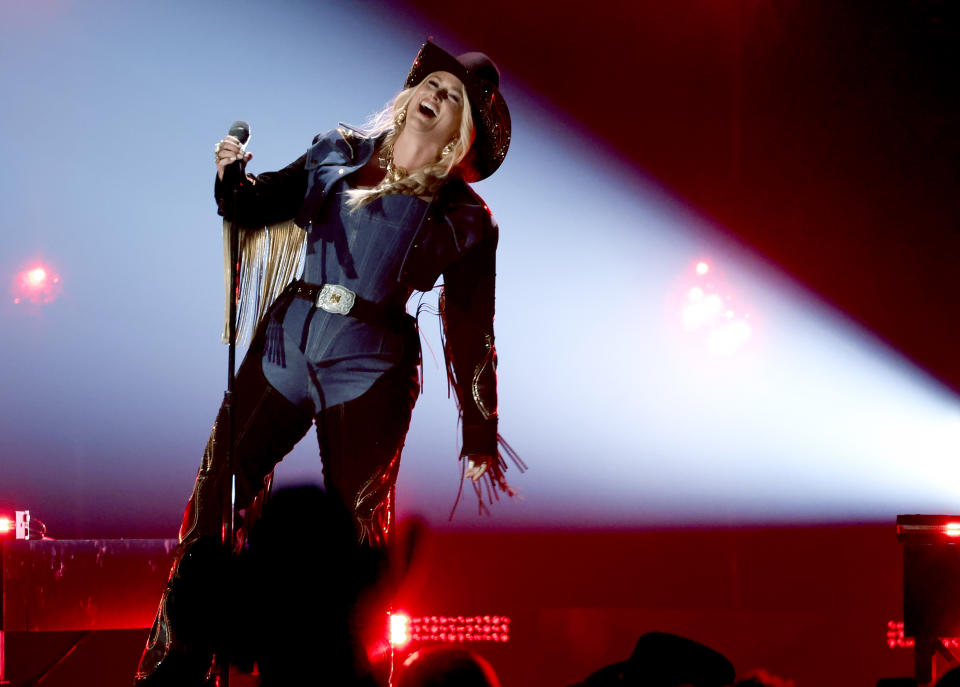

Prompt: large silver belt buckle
[{"left": 316, "top": 284, "right": 356, "bottom": 315}]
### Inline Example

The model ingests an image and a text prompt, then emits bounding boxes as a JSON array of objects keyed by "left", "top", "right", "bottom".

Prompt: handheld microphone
[
  {"left": 228, "top": 120, "right": 250, "bottom": 145},
  {"left": 223, "top": 120, "right": 251, "bottom": 188}
]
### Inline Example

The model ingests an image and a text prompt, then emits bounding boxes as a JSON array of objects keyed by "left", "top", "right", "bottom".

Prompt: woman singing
[{"left": 135, "top": 41, "right": 519, "bottom": 685}]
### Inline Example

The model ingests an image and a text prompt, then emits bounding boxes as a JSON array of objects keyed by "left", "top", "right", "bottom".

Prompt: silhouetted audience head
[
  {"left": 395, "top": 647, "right": 501, "bottom": 687},
  {"left": 570, "top": 631, "right": 735, "bottom": 686},
  {"left": 241, "top": 485, "right": 387, "bottom": 686},
  {"left": 165, "top": 485, "right": 389, "bottom": 686},
  {"left": 734, "top": 669, "right": 795, "bottom": 687}
]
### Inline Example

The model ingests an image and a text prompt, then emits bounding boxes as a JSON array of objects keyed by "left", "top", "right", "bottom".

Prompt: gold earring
[
  {"left": 441, "top": 139, "right": 456, "bottom": 158},
  {"left": 395, "top": 109, "right": 406, "bottom": 127}
]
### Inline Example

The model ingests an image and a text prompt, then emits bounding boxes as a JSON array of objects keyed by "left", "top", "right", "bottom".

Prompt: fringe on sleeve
[
  {"left": 221, "top": 219, "right": 306, "bottom": 345},
  {"left": 449, "top": 434, "right": 528, "bottom": 518}
]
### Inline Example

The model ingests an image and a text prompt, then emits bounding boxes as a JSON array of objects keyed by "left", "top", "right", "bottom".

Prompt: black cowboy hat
[
  {"left": 405, "top": 40, "right": 511, "bottom": 182},
  {"left": 569, "top": 632, "right": 735, "bottom": 686}
]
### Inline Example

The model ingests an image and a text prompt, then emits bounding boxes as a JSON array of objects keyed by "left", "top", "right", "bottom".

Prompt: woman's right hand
[{"left": 215, "top": 135, "right": 253, "bottom": 181}]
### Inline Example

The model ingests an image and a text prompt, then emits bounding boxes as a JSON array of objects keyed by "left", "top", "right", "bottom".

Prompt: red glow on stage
[
  {"left": 13, "top": 262, "right": 62, "bottom": 305},
  {"left": 946, "top": 522, "right": 960, "bottom": 537},
  {"left": 390, "top": 613, "right": 411, "bottom": 648},
  {"left": 0, "top": 517, "right": 11, "bottom": 534}
]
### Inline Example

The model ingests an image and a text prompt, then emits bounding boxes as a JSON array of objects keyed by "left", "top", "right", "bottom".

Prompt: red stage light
[
  {"left": 0, "top": 511, "right": 33, "bottom": 540},
  {"left": 884, "top": 620, "right": 960, "bottom": 649},
  {"left": 390, "top": 613, "right": 411, "bottom": 648},
  {"left": 886, "top": 620, "right": 915, "bottom": 648},
  {"left": 896, "top": 515, "right": 960, "bottom": 542},
  {"left": 384, "top": 613, "right": 512, "bottom": 653},
  {"left": 696, "top": 261, "right": 710, "bottom": 275},
  {"left": 408, "top": 615, "right": 511, "bottom": 644}
]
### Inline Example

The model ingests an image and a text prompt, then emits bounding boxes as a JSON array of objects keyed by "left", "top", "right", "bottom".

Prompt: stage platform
[{"left": 0, "top": 527, "right": 928, "bottom": 686}]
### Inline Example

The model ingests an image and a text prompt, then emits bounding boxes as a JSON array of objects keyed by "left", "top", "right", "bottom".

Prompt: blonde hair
[{"left": 345, "top": 79, "right": 475, "bottom": 208}]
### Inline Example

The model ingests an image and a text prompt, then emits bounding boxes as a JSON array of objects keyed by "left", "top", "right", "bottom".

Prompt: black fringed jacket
[{"left": 216, "top": 127, "right": 499, "bottom": 458}]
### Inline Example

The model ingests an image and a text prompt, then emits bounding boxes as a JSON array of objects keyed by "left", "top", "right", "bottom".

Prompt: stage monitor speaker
[{"left": 896, "top": 514, "right": 960, "bottom": 685}]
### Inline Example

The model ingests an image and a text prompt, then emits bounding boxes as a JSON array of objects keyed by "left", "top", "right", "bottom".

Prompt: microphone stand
[
  {"left": 226, "top": 180, "right": 240, "bottom": 549},
  {"left": 220, "top": 167, "right": 244, "bottom": 687}
]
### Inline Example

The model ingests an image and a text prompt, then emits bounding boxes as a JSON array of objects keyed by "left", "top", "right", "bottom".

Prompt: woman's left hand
[{"left": 464, "top": 456, "right": 492, "bottom": 481}]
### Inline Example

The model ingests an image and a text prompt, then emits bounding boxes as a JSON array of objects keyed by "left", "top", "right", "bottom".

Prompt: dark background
[{"left": 401, "top": 0, "right": 959, "bottom": 392}]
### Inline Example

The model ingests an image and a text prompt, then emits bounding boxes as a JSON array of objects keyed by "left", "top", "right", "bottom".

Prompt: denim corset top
[{"left": 261, "top": 183, "right": 428, "bottom": 414}]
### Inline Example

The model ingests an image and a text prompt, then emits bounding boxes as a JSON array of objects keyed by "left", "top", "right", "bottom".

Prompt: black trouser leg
[
  {"left": 316, "top": 358, "right": 420, "bottom": 547},
  {"left": 313, "top": 358, "right": 419, "bottom": 686},
  {"left": 135, "top": 342, "right": 313, "bottom": 686}
]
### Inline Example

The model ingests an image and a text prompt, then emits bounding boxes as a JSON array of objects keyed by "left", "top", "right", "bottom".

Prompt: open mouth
[{"left": 418, "top": 101, "right": 438, "bottom": 118}]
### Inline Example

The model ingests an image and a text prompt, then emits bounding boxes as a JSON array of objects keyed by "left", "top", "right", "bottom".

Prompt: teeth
[{"left": 420, "top": 101, "right": 437, "bottom": 116}]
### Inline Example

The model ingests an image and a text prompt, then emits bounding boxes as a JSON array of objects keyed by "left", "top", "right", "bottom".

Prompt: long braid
[{"left": 361, "top": 157, "right": 450, "bottom": 202}]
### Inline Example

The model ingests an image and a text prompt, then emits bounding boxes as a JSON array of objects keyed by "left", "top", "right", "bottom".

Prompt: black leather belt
[{"left": 291, "top": 280, "right": 408, "bottom": 329}]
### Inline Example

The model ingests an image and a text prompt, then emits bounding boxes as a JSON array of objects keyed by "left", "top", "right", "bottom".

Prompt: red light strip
[
  {"left": 897, "top": 522, "right": 960, "bottom": 537},
  {"left": 409, "top": 615, "right": 511, "bottom": 644},
  {"left": 886, "top": 621, "right": 960, "bottom": 649},
  {"left": 886, "top": 621, "right": 916, "bottom": 648}
]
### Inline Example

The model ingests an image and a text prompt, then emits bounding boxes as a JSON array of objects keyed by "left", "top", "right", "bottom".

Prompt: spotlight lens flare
[
  {"left": 0, "top": 518, "right": 11, "bottom": 534},
  {"left": 674, "top": 259, "right": 755, "bottom": 356},
  {"left": 13, "top": 262, "right": 62, "bottom": 305}
]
